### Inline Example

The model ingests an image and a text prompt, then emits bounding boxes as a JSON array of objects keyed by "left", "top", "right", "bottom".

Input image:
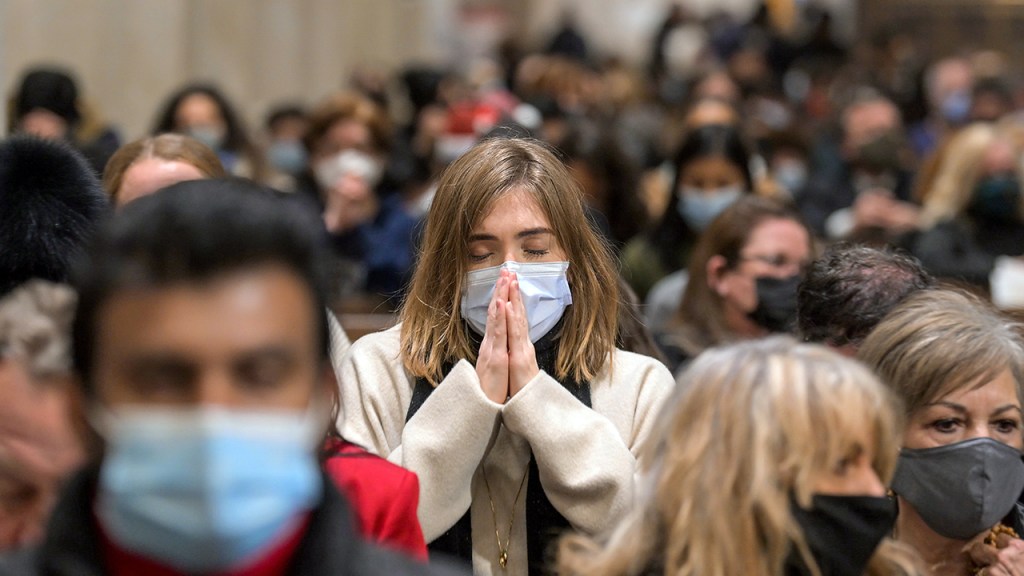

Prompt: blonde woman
[
  {"left": 906, "top": 123, "right": 1024, "bottom": 286},
  {"left": 859, "top": 290, "right": 1024, "bottom": 575},
  {"left": 335, "top": 137, "right": 674, "bottom": 575},
  {"left": 559, "top": 336, "right": 921, "bottom": 576},
  {"left": 102, "top": 134, "right": 226, "bottom": 208}
]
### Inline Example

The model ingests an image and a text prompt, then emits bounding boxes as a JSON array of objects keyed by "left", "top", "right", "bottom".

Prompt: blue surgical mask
[
  {"left": 941, "top": 90, "right": 971, "bottom": 124},
  {"left": 94, "top": 406, "right": 323, "bottom": 572},
  {"left": 186, "top": 126, "right": 226, "bottom": 151},
  {"left": 268, "top": 140, "right": 308, "bottom": 175},
  {"left": 460, "top": 261, "right": 572, "bottom": 342},
  {"left": 773, "top": 161, "right": 808, "bottom": 195},
  {"left": 676, "top": 185, "right": 743, "bottom": 231}
]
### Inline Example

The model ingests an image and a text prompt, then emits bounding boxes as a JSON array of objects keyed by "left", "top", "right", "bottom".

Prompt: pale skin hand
[
  {"left": 476, "top": 269, "right": 511, "bottom": 404},
  {"left": 852, "top": 189, "right": 920, "bottom": 234},
  {"left": 474, "top": 271, "right": 541, "bottom": 403},
  {"left": 506, "top": 273, "right": 539, "bottom": 398},
  {"left": 967, "top": 533, "right": 1024, "bottom": 576},
  {"left": 322, "top": 174, "right": 379, "bottom": 234}
]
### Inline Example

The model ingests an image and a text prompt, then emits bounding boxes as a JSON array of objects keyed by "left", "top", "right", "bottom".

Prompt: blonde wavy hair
[
  {"left": 920, "top": 123, "right": 1024, "bottom": 227},
  {"left": 558, "top": 336, "right": 921, "bottom": 576},
  {"left": 400, "top": 137, "right": 619, "bottom": 385},
  {"left": 858, "top": 289, "right": 1024, "bottom": 416}
]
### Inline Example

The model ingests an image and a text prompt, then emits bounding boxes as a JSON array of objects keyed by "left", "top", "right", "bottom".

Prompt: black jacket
[{"left": 0, "top": 468, "right": 465, "bottom": 576}]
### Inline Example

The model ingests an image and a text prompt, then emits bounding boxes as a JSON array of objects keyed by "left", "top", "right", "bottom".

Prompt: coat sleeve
[
  {"left": 376, "top": 470, "right": 429, "bottom": 561},
  {"left": 336, "top": 336, "right": 502, "bottom": 542},
  {"left": 499, "top": 356, "right": 674, "bottom": 534}
]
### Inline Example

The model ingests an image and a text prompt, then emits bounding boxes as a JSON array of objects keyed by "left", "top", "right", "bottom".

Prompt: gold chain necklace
[{"left": 482, "top": 466, "right": 530, "bottom": 569}]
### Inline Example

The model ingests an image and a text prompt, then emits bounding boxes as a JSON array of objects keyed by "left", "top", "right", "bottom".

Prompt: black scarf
[{"left": 406, "top": 323, "right": 591, "bottom": 575}]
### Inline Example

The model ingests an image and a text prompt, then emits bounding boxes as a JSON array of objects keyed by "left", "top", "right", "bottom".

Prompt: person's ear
[{"left": 706, "top": 255, "right": 731, "bottom": 297}]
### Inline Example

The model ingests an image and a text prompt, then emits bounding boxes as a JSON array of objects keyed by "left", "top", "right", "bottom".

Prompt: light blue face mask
[
  {"left": 185, "top": 125, "right": 226, "bottom": 151},
  {"left": 267, "top": 140, "right": 308, "bottom": 175},
  {"left": 460, "top": 261, "right": 572, "bottom": 342},
  {"left": 676, "top": 185, "right": 743, "bottom": 231},
  {"left": 94, "top": 406, "right": 323, "bottom": 572}
]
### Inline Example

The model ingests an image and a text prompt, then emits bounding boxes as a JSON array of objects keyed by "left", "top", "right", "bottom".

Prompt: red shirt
[
  {"left": 322, "top": 439, "right": 428, "bottom": 561},
  {"left": 101, "top": 516, "right": 309, "bottom": 576}
]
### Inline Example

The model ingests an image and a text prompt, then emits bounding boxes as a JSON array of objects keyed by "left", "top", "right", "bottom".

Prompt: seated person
[
  {"left": 0, "top": 282, "right": 85, "bottom": 551},
  {"left": 797, "top": 244, "right": 934, "bottom": 356},
  {"left": 860, "top": 290, "right": 1024, "bottom": 576},
  {"left": 102, "top": 134, "right": 226, "bottom": 208},
  {"left": 655, "top": 196, "right": 812, "bottom": 373},
  {"left": 0, "top": 180, "right": 457, "bottom": 576},
  {"left": 559, "top": 336, "right": 919, "bottom": 576}
]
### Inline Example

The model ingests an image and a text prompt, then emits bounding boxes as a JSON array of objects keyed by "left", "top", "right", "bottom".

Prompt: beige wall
[
  {"left": 1, "top": 0, "right": 449, "bottom": 141},
  {"left": 1, "top": 0, "right": 842, "bottom": 142}
]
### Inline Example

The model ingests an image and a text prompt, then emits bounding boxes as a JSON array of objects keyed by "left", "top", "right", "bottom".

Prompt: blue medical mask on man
[
  {"left": 676, "top": 185, "right": 744, "bottom": 231},
  {"left": 460, "top": 261, "right": 572, "bottom": 342},
  {"left": 93, "top": 406, "right": 323, "bottom": 572}
]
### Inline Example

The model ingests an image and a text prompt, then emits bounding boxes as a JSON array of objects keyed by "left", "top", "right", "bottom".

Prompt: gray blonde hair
[
  {"left": 0, "top": 280, "right": 76, "bottom": 379},
  {"left": 920, "top": 123, "right": 1024, "bottom": 227},
  {"left": 559, "top": 336, "right": 920, "bottom": 576},
  {"left": 858, "top": 289, "right": 1024, "bottom": 416}
]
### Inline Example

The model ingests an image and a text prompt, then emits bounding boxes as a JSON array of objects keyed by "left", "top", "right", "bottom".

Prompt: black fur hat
[{"left": 0, "top": 136, "right": 109, "bottom": 296}]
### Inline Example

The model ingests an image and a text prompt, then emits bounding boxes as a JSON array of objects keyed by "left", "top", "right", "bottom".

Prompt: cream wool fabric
[{"left": 335, "top": 324, "right": 674, "bottom": 576}]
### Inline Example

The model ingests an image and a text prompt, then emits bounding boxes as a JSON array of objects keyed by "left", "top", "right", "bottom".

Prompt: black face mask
[
  {"left": 786, "top": 494, "right": 896, "bottom": 576},
  {"left": 970, "top": 174, "right": 1021, "bottom": 224},
  {"left": 855, "top": 131, "right": 904, "bottom": 175},
  {"left": 749, "top": 275, "right": 800, "bottom": 333}
]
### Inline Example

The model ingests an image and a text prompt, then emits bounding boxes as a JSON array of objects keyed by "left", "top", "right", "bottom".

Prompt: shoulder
[
  {"left": 610, "top": 348, "right": 673, "bottom": 378},
  {"left": 325, "top": 441, "right": 418, "bottom": 492},
  {"left": 345, "top": 324, "right": 404, "bottom": 363}
]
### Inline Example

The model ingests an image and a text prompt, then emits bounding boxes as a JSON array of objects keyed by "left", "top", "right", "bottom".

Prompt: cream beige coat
[{"left": 335, "top": 324, "right": 674, "bottom": 576}]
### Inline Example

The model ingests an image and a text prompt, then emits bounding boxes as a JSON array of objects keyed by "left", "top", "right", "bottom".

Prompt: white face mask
[
  {"left": 314, "top": 149, "right": 382, "bottom": 190},
  {"left": 460, "top": 261, "right": 572, "bottom": 342}
]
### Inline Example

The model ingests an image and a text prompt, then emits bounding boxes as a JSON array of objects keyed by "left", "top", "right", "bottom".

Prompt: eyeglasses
[{"left": 738, "top": 253, "right": 809, "bottom": 274}]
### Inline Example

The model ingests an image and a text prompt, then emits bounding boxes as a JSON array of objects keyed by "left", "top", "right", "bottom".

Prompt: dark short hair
[
  {"left": 71, "top": 178, "right": 331, "bottom": 392},
  {"left": 797, "top": 244, "right": 934, "bottom": 348}
]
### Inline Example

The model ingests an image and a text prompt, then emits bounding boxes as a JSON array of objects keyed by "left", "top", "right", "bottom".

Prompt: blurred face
[
  {"left": 678, "top": 155, "right": 746, "bottom": 194},
  {"left": 980, "top": 138, "right": 1018, "bottom": 177},
  {"left": 685, "top": 100, "right": 740, "bottom": 130},
  {"left": 467, "top": 189, "right": 567, "bottom": 271},
  {"left": 842, "top": 101, "right": 900, "bottom": 153},
  {"left": 117, "top": 158, "right": 206, "bottom": 208},
  {"left": 311, "top": 118, "right": 376, "bottom": 164},
  {"left": 269, "top": 115, "right": 307, "bottom": 143},
  {"left": 174, "top": 93, "right": 225, "bottom": 135},
  {"left": 91, "top": 266, "right": 326, "bottom": 410},
  {"left": 903, "top": 369, "right": 1023, "bottom": 451},
  {"left": 811, "top": 428, "right": 886, "bottom": 497},
  {"left": 18, "top": 109, "right": 69, "bottom": 141},
  {"left": 0, "top": 359, "right": 83, "bottom": 549},
  {"left": 714, "top": 217, "right": 811, "bottom": 315}
]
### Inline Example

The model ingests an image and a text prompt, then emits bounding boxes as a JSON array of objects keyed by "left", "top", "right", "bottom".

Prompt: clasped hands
[
  {"left": 475, "top": 269, "right": 540, "bottom": 404},
  {"left": 967, "top": 532, "right": 1024, "bottom": 576}
]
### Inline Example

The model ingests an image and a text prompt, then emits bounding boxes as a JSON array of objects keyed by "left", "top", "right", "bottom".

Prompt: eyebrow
[
  {"left": 924, "top": 401, "right": 967, "bottom": 413},
  {"left": 922, "top": 401, "right": 1023, "bottom": 417},
  {"left": 467, "top": 228, "right": 554, "bottom": 243},
  {"left": 992, "top": 404, "right": 1023, "bottom": 417}
]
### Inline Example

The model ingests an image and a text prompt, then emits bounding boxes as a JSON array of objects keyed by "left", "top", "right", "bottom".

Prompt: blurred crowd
[{"left": 4, "top": 2, "right": 1024, "bottom": 575}]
